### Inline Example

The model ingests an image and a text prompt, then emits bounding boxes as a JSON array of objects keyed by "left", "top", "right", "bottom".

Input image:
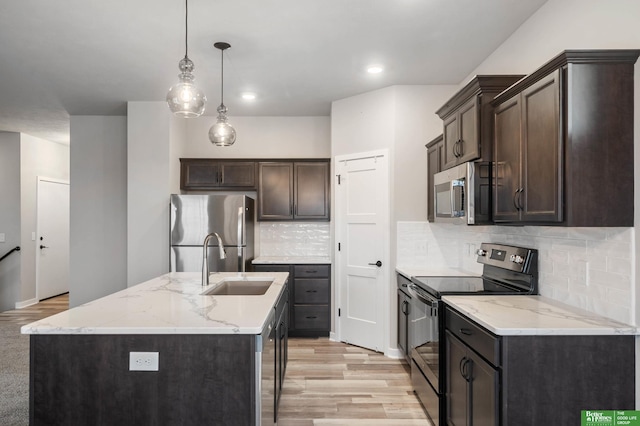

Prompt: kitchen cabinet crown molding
[
  {"left": 435, "top": 75, "right": 525, "bottom": 119},
  {"left": 492, "top": 49, "right": 640, "bottom": 105}
]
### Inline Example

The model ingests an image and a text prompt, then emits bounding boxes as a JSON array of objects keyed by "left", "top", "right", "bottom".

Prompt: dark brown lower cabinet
[
  {"left": 445, "top": 307, "right": 635, "bottom": 425},
  {"left": 253, "top": 263, "right": 331, "bottom": 337}
]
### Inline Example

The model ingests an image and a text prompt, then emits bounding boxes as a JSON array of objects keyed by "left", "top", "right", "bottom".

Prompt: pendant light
[
  {"left": 166, "top": 0, "right": 206, "bottom": 117},
  {"left": 208, "top": 42, "right": 237, "bottom": 146}
]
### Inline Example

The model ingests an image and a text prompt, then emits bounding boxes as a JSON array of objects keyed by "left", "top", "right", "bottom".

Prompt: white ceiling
[{"left": 0, "top": 0, "right": 548, "bottom": 144}]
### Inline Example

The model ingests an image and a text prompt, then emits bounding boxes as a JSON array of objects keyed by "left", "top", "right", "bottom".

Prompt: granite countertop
[
  {"left": 21, "top": 272, "right": 289, "bottom": 335},
  {"left": 253, "top": 256, "right": 331, "bottom": 264},
  {"left": 443, "top": 295, "right": 637, "bottom": 336},
  {"left": 395, "top": 266, "right": 478, "bottom": 279}
]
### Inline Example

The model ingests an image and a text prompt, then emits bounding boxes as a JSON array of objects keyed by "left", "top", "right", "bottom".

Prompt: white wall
[
  {"left": 70, "top": 116, "right": 127, "bottom": 307},
  {"left": 19, "top": 134, "right": 69, "bottom": 304},
  {"left": 330, "top": 84, "right": 457, "bottom": 355},
  {"left": 127, "top": 102, "right": 173, "bottom": 286},
  {"left": 185, "top": 116, "right": 331, "bottom": 158},
  {"left": 0, "top": 133, "right": 21, "bottom": 312}
]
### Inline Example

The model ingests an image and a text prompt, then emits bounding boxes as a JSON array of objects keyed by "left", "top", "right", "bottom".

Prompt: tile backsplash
[
  {"left": 397, "top": 221, "right": 635, "bottom": 324},
  {"left": 259, "top": 222, "right": 331, "bottom": 257}
]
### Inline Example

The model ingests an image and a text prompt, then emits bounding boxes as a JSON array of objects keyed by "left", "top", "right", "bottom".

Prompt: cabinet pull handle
[
  {"left": 457, "top": 139, "right": 463, "bottom": 157},
  {"left": 459, "top": 356, "right": 467, "bottom": 377},
  {"left": 305, "top": 316, "right": 317, "bottom": 319},
  {"left": 306, "top": 290, "right": 317, "bottom": 293},
  {"left": 305, "top": 270, "right": 318, "bottom": 273},
  {"left": 460, "top": 328, "right": 472, "bottom": 335},
  {"left": 453, "top": 140, "right": 459, "bottom": 157},
  {"left": 517, "top": 187, "right": 524, "bottom": 210},
  {"left": 513, "top": 188, "right": 523, "bottom": 211},
  {"left": 401, "top": 300, "right": 409, "bottom": 315}
]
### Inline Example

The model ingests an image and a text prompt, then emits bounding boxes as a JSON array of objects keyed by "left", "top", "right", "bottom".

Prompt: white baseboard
[
  {"left": 15, "top": 298, "right": 38, "bottom": 309},
  {"left": 329, "top": 331, "right": 338, "bottom": 342},
  {"left": 386, "top": 347, "right": 404, "bottom": 359}
]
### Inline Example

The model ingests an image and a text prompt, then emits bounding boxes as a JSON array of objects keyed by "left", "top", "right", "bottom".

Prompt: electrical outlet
[{"left": 129, "top": 352, "right": 159, "bottom": 371}]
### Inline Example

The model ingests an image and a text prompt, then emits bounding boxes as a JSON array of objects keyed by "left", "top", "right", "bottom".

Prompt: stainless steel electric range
[{"left": 404, "top": 242, "right": 538, "bottom": 426}]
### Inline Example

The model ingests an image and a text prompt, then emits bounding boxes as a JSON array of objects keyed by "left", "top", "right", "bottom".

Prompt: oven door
[{"left": 407, "top": 284, "right": 440, "bottom": 391}]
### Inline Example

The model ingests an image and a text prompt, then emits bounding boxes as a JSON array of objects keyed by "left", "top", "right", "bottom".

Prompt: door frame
[
  {"left": 36, "top": 176, "right": 70, "bottom": 300},
  {"left": 333, "top": 149, "right": 390, "bottom": 354}
]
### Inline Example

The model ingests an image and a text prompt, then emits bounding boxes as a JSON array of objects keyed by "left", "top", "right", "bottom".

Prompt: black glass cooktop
[{"left": 411, "top": 275, "right": 532, "bottom": 298}]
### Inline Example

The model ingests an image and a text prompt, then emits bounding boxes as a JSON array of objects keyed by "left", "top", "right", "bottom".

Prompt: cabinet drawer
[
  {"left": 446, "top": 308, "right": 499, "bottom": 367},
  {"left": 253, "top": 264, "right": 291, "bottom": 274},
  {"left": 294, "top": 265, "right": 329, "bottom": 278},
  {"left": 293, "top": 306, "right": 329, "bottom": 330},
  {"left": 295, "top": 279, "right": 329, "bottom": 304}
]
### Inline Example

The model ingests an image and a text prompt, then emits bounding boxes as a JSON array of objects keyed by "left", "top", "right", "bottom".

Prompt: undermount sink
[{"left": 202, "top": 279, "right": 273, "bottom": 296}]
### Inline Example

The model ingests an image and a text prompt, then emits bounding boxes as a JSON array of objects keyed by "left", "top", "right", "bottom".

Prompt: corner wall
[{"left": 19, "top": 134, "right": 69, "bottom": 304}]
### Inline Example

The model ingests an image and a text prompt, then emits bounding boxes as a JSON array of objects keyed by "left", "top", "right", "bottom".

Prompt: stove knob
[
  {"left": 476, "top": 249, "right": 487, "bottom": 257},
  {"left": 513, "top": 255, "right": 524, "bottom": 264},
  {"left": 509, "top": 254, "right": 516, "bottom": 262}
]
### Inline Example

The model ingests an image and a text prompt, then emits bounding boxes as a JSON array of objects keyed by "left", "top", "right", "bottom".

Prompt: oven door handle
[{"left": 407, "top": 284, "right": 439, "bottom": 315}]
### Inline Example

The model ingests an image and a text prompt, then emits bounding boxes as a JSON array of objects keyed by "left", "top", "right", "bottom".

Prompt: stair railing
[{"left": 0, "top": 246, "right": 20, "bottom": 263}]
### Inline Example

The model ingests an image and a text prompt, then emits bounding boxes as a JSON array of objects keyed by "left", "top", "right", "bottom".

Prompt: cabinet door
[
  {"left": 426, "top": 135, "right": 443, "bottom": 222},
  {"left": 397, "top": 289, "right": 410, "bottom": 359},
  {"left": 294, "top": 162, "right": 330, "bottom": 220},
  {"left": 258, "top": 163, "right": 294, "bottom": 220},
  {"left": 520, "top": 70, "right": 562, "bottom": 223},
  {"left": 493, "top": 95, "right": 522, "bottom": 222},
  {"left": 468, "top": 349, "right": 499, "bottom": 426},
  {"left": 442, "top": 114, "right": 460, "bottom": 169},
  {"left": 219, "top": 161, "right": 256, "bottom": 189},
  {"left": 181, "top": 159, "right": 220, "bottom": 189},
  {"left": 446, "top": 332, "right": 469, "bottom": 426},
  {"left": 457, "top": 97, "right": 480, "bottom": 163}
]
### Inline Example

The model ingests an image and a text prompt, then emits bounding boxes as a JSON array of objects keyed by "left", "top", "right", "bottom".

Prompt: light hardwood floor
[{"left": 1, "top": 294, "right": 431, "bottom": 425}]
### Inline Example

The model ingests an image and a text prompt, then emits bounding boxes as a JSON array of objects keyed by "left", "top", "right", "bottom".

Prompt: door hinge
[
  {"left": 338, "top": 242, "right": 341, "bottom": 251},
  {"left": 338, "top": 308, "right": 341, "bottom": 317},
  {"left": 337, "top": 174, "right": 341, "bottom": 185}
]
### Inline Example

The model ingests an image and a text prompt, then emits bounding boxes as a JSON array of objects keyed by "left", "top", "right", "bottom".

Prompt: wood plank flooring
[{"left": 1, "top": 294, "right": 431, "bottom": 425}]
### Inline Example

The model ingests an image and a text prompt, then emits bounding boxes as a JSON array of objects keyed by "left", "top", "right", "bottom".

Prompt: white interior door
[
  {"left": 335, "top": 150, "right": 389, "bottom": 352},
  {"left": 37, "top": 178, "right": 70, "bottom": 300}
]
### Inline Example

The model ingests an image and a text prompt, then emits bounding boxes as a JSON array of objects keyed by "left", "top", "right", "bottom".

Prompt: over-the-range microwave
[{"left": 433, "top": 161, "right": 491, "bottom": 225}]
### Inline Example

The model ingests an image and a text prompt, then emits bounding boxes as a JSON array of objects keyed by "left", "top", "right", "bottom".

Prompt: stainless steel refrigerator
[{"left": 170, "top": 194, "right": 255, "bottom": 272}]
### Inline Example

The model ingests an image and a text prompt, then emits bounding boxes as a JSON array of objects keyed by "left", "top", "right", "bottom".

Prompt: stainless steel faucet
[{"left": 202, "top": 232, "right": 226, "bottom": 286}]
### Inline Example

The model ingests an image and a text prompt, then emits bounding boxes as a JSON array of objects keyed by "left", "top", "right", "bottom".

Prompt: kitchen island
[{"left": 22, "top": 272, "right": 289, "bottom": 426}]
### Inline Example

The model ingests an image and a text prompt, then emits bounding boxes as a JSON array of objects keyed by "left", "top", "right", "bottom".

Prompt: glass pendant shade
[
  {"left": 209, "top": 104, "right": 236, "bottom": 146},
  {"left": 208, "top": 42, "right": 236, "bottom": 146},
  {"left": 166, "top": 57, "right": 206, "bottom": 117}
]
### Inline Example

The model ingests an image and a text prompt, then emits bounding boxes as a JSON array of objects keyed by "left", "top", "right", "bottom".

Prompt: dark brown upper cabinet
[
  {"left": 180, "top": 159, "right": 256, "bottom": 190},
  {"left": 425, "top": 134, "right": 444, "bottom": 222},
  {"left": 436, "top": 75, "right": 525, "bottom": 170},
  {"left": 492, "top": 49, "right": 640, "bottom": 226},
  {"left": 258, "top": 160, "right": 330, "bottom": 221}
]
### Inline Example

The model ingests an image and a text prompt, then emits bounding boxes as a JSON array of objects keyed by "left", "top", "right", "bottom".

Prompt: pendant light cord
[
  {"left": 220, "top": 48, "right": 224, "bottom": 105},
  {"left": 184, "top": 0, "right": 188, "bottom": 58}
]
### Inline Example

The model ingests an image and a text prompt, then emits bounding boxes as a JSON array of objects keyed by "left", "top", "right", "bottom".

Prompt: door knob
[
  {"left": 368, "top": 260, "right": 382, "bottom": 267},
  {"left": 39, "top": 245, "right": 49, "bottom": 249}
]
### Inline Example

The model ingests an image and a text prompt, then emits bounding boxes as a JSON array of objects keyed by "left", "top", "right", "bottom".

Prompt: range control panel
[{"left": 475, "top": 243, "right": 538, "bottom": 274}]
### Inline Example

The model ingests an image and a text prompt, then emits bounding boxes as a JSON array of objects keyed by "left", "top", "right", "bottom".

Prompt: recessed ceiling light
[
  {"left": 242, "top": 92, "right": 256, "bottom": 100},
  {"left": 367, "top": 66, "right": 384, "bottom": 74}
]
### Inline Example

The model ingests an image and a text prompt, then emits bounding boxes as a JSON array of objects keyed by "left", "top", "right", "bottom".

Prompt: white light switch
[
  {"left": 31, "top": 232, "right": 36, "bottom": 241},
  {"left": 0, "top": 233, "right": 5, "bottom": 243}
]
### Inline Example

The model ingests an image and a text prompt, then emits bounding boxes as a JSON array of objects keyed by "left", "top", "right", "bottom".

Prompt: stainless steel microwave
[{"left": 433, "top": 161, "right": 491, "bottom": 225}]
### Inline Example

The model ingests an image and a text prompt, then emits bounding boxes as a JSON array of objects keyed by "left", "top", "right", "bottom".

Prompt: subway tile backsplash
[
  {"left": 259, "top": 222, "right": 331, "bottom": 257},
  {"left": 397, "top": 221, "right": 634, "bottom": 324}
]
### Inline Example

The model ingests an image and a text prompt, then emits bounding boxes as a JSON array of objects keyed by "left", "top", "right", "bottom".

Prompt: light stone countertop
[
  {"left": 253, "top": 256, "right": 331, "bottom": 264},
  {"left": 443, "top": 295, "right": 637, "bottom": 336},
  {"left": 21, "top": 272, "right": 289, "bottom": 335}
]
